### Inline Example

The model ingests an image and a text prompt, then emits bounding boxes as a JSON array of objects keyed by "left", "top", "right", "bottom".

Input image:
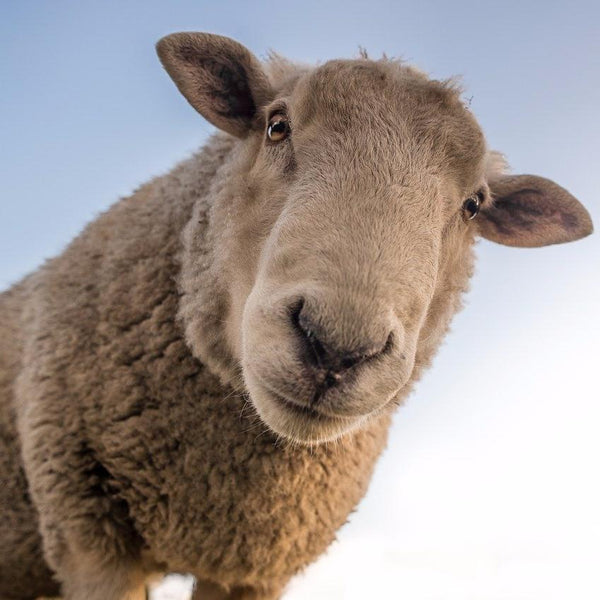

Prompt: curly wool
[{"left": 0, "top": 134, "right": 394, "bottom": 599}]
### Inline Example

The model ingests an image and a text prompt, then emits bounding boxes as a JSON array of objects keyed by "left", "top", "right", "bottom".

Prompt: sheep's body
[
  {"left": 1, "top": 32, "right": 592, "bottom": 600},
  {"left": 0, "top": 135, "right": 390, "bottom": 599}
]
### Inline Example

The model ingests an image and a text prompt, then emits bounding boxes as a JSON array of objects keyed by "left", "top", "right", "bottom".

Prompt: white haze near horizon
[{"left": 1, "top": 1, "right": 599, "bottom": 599}]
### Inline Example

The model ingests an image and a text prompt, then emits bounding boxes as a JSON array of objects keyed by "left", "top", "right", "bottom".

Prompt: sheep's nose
[{"left": 290, "top": 300, "right": 392, "bottom": 388}]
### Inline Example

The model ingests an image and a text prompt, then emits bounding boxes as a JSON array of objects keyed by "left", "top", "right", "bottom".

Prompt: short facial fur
[{"left": 162, "top": 33, "right": 593, "bottom": 445}]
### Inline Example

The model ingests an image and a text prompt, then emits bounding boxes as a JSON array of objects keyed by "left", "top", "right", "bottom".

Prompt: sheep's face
[
  {"left": 237, "top": 62, "right": 488, "bottom": 444},
  {"left": 159, "top": 33, "right": 593, "bottom": 444}
]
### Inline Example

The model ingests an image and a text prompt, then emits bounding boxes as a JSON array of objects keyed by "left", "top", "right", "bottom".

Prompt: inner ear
[
  {"left": 478, "top": 174, "right": 593, "bottom": 247},
  {"left": 157, "top": 32, "right": 274, "bottom": 138}
]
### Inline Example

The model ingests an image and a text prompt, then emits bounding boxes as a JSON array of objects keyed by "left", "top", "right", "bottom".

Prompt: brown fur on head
[{"left": 159, "top": 32, "right": 593, "bottom": 445}]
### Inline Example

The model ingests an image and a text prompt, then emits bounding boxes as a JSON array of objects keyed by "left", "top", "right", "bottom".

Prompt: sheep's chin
[{"left": 246, "top": 377, "right": 369, "bottom": 446}]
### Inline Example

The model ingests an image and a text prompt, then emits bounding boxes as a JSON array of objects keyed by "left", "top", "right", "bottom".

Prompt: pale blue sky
[{"left": 2, "top": 2, "right": 599, "bottom": 598}]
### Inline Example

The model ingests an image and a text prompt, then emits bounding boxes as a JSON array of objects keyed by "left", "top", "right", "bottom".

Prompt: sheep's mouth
[
  {"left": 254, "top": 371, "right": 355, "bottom": 422},
  {"left": 272, "top": 392, "right": 355, "bottom": 423},
  {"left": 275, "top": 395, "right": 324, "bottom": 420},
  {"left": 245, "top": 369, "right": 366, "bottom": 444},
  {"left": 266, "top": 391, "right": 364, "bottom": 443}
]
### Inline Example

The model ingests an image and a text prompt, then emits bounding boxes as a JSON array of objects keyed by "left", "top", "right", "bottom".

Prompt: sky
[{"left": 2, "top": 1, "right": 599, "bottom": 599}]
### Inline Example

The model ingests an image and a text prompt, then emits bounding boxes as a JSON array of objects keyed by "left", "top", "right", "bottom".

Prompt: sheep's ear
[
  {"left": 477, "top": 174, "right": 593, "bottom": 247},
  {"left": 156, "top": 32, "right": 273, "bottom": 138}
]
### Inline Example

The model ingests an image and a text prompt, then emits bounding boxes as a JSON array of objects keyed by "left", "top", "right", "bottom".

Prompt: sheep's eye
[
  {"left": 462, "top": 192, "right": 483, "bottom": 221},
  {"left": 267, "top": 115, "right": 290, "bottom": 142}
]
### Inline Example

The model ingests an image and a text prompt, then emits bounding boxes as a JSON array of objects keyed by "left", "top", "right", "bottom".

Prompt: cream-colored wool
[{"left": 0, "top": 33, "right": 592, "bottom": 600}]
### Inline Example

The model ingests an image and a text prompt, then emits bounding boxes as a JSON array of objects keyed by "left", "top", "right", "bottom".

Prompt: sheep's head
[{"left": 158, "top": 33, "right": 593, "bottom": 444}]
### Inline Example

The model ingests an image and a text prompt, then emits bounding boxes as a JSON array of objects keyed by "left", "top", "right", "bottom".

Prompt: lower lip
[
  {"left": 276, "top": 395, "right": 327, "bottom": 420},
  {"left": 273, "top": 393, "right": 363, "bottom": 426}
]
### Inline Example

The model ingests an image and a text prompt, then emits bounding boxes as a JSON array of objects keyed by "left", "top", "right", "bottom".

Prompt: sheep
[{"left": 0, "top": 31, "right": 593, "bottom": 600}]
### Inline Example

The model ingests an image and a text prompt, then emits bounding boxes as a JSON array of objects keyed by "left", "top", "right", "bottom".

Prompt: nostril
[
  {"left": 339, "top": 353, "right": 364, "bottom": 370},
  {"left": 338, "top": 331, "right": 394, "bottom": 370},
  {"left": 382, "top": 330, "right": 395, "bottom": 355},
  {"left": 290, "top": 300, "right": 331, "bottom": 369},
  {"left": 289, "top": 298, "right": 304, "bottom": 330}
]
